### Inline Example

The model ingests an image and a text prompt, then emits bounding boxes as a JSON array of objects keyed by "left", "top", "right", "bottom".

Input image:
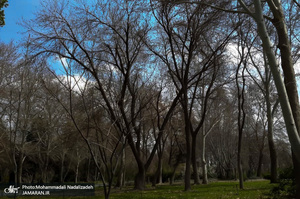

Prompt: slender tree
[{"left": 238, "top": 0, "right": 300, "bottom": 195}]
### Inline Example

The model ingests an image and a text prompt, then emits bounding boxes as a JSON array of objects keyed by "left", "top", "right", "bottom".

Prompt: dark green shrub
[
  {"left": 278, "top": 167, "right": 294, "bottom": 180},
  {"left": 263, "top": 172, "right": 271, "bottom": 180},
  {"left": 270, "top": 167, "right": 296, "bottom": 199}
]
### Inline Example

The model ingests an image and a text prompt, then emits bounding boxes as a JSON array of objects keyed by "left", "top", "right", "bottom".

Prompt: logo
[{"left": 4, "top": 185, "right": 20, "bottom": 194}]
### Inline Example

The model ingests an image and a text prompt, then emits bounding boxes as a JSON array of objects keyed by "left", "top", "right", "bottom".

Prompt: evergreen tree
[{"left": 0, "top": 0, "right": 8, "bottom": 27}]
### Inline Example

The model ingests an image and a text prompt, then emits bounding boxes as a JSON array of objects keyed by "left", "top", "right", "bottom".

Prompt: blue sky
[
  {"left": 0, "top": 0, "right": 66, "bottom": 74},
  {"left": 0, "top": 0, "right": 41, "bottom": 43}
]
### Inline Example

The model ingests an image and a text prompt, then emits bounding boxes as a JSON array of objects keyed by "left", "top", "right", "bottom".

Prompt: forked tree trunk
[{"left": 152, "top": 153, "right": 163, "bottom": 186}]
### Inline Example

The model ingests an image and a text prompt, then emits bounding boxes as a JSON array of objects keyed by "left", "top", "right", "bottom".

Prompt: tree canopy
[{"left": 0, "top": 0, "right": 8, "bottom": 27}]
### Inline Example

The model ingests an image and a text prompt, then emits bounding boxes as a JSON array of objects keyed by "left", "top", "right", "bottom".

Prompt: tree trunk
[
  {"left": 75, "top": 160, "right": 79, "bottom": 183},
  {"left": 17, "top": 152, "right": 25, "bottom": 185},
  {"left": 191, "top": 133, "right": 200, "bottom": 185},
  {"left": 265, "top": 79, "right": 278, "bottom": 183},
  {"left": 256, "top": 128, "right": 266, "bottom": 178},
  {"left": 134, "top": 166, "right": 145, "bottom": 190},
  {"left": 60, "top": 153, "right": 65, "bottom": 183},
  {"left": 266, "top": 111, "right": 278, "bottom": 183},
  {"left": 127, "top": 134, "right": 146, "bottom": 190},
  {"left": 86, "top": 156, "right": 91, "bottom": 182},
  {"left": 170, "top": 157, "right": 180, "bottom": 185},
  {"left": 184, "top": 123, "right": 191, "bottom": 191},
  {"left": 256, "top": 150, "right": 263, "bottom": 177},
  {"left": 12, "top": 149, "right": 17, "bottom": 185},
  {"left": 152, "top": 157, "right": 163, "bottom": 187},
  {"left": 237, "top": 144, "right": 244, "bottom": 189},
  {"left": 292, "top": 153, "right": 300, "bottom": 199},
  {"left": 236, "top": 48, "right": 246, "bottom": 190},
  {"left": 202, "top": 135, "right": 208, "bottom": 184},
  {"left": 116, "top": 149, "right": 126, "bottom": 188},
  {"left": 44, "top": 152, "right": 50, "bottom": 183},
  {"left": 157, "top": 155, "right": 163, "bottom": 184}
]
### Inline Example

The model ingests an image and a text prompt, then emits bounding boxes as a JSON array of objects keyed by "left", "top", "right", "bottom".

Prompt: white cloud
[{"left": 55, "top": 74, "right": 92, "bottom": 93}]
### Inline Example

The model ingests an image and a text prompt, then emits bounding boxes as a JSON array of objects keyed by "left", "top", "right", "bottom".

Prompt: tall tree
[
  {"left": 246, "top": 43, "right": 279, "bottom": 182},
  {"left": 173, "top": 0, "right": 300, "bottom": 194},
  {"left": 237, "top": 0, "right": 300, "bottom": 196},
  {"left": 24, "top": 0, "right": 180, "bottom": 191},
  {"left": 152, "top": 0, "right": 231, "bottom": 189}
]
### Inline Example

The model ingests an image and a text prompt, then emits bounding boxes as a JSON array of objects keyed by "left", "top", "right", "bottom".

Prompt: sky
[
  {"left": 0, "top": 0, "right": 41, "bottom": 43},
  {"left": 0, "top": 0, "right": 299, "bottom": 82},
  {"left": 0, "top": 0, "right": 67, "bottom": 74}
]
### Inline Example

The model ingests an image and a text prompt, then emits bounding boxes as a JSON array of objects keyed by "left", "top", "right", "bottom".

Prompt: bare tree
[
  {"left": 151, "top": 1, "right": 234, "bottom": 189},
  {"left": 246, "top": 42, "right": 280, "bottom": 182},
  {"left": 171, "top": 0, "right": 300, "bottom": 193},
  {"left": 237, "top": 0, "right": 300, "bottom": 196},
  {"left": 24, "top": 0, "right": 183, "bottom": 191},
  {"left": 0, "top": 45, "right": 45, "bottom": 185}
]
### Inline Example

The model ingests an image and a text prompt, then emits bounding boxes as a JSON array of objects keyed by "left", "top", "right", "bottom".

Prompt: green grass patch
[{"left": 105, "top": 180, "right": 275, "bottom": 199}]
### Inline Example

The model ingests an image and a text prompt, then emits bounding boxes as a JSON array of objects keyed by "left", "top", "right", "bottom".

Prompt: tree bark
[
  {"left": 184, "top": 125, "right": 191, "bottom": 191},
  {"left": 191, "top": 134, "right": 200, "bottom": 185},
  {"left": 267, "top": 98, "right": 278, "bottom": 183},
  {"left": 134, "top": 166, "right": 145, "bottom": 190},
  {"left": 75, "top": 160, "right": 79, "bottom": 183},
  {"left": 183, "top": 89, "right": 192, "bottom": 191},
  {"left": 60, "top": 153, "right": 65, "bottom": 183},
  {"left": 237, "top": 141, "right": 244, "bottom": 189},
  {"left": 202, "top": 135, "right": 208, "bottom": 184},
  {"left": 157, "top": 152, "right": 163, "bottom": 184},
  {"left": 115, "top": 148, "right": 126, "bottom": 188},
  {"left": 292, "top": 153, "right": 300, "bottom": 199},
  {"left": 256, "top": 150, "right": 263, "bottom": 177},
  {"left": 152, "top": 152, "right": 163, "bottom": 186},
  {"left": 17, "top": 152, "right": 25, "bottom": 185},
  {"left": 266, "top": 84, "right": 278, "bottom": 183}
]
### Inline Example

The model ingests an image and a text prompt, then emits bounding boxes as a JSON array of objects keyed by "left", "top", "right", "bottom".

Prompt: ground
[
  {"left": 15, "top": 180, "right": 275, "bottom": 199},
  {"left": 105, "top": 180, "right": 275, "bottom": 199}
]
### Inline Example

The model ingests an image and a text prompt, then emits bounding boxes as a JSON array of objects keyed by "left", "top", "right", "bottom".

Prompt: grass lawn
[
  {"left": 106, "top": 180, "right": 275, "bottom": 199},
  {"left": 15, "top": 180, "right": 275, "bottom": 199}
]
